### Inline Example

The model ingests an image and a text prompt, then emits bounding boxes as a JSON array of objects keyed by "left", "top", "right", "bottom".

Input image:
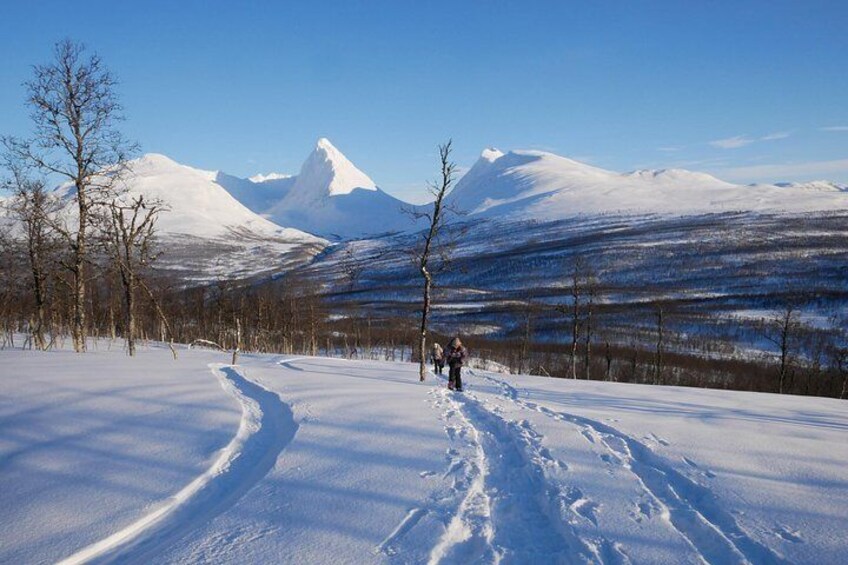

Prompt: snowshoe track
[
  {"left": 473, "top": 370, "right": 789, "bottom": 565},
  {"left": 58, "top": 364, "right": 297, "bottom": 565},
  {"left": 428, "top": 376, "right": 622, "bottom": 564}
]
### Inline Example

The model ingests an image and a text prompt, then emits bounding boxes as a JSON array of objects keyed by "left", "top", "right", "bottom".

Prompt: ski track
[
  {"left": 425, "top": 372, "right": 627, "bottom": 565},
  {"left": 57, "top": 364, "right": 297, "bottom": 565},
  {"left": 471, "top": 370, "right": 790, "bottom": 565}
]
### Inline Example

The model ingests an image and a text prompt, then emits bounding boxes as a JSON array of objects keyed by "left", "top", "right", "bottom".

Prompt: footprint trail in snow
[
  {"left": 425, "top": 375, "right": 626, "bottom": 564},
  {"left": 472, "top": 370, "right": 790, "bottom": 565}
]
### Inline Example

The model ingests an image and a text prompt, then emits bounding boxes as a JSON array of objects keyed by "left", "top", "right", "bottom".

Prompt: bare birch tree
[
  {"left": 414, "top": 140, "right": 456, "bottom": 382},
  {"left": 3, "top": 40, "right": 136, "bottom": 352},
  {"left": 765, "top": 303, "right": 800, "bottom": 394},
  {"left": 1, "top": 162, "right": 61, "bottom": 350},
  {"left": 556, "top": 257, "right": 585, "bottom": 379},
  {"left": 102, "top": 194, "right": 163, "bottom": 356}
]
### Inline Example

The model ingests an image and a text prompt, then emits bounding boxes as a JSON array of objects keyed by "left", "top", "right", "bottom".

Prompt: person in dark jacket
[{"left": 445, "top": 337, "right": 467, "bottom": 391}]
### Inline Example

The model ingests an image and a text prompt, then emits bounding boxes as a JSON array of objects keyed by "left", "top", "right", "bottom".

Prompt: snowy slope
[
  {"left": 265, "top": 139, "right": 417, "bottom": 239},
  {"left": 0, "top": 346, "right": 242, "bottom": 565},
  {"left": 48, "top": 154, "right": 327, "bottom": 283},
  {"left": 447, "top": 148, "right": 848, "bottom": 219},
  {"left": 2, "top": 345, "right": 846, "bottom": 563},
  {"left": 110, "top": 154, "right": 313, "bottom": 241},
  {"left": 215, "top": 171, "right": 296, "bottom": 217}
]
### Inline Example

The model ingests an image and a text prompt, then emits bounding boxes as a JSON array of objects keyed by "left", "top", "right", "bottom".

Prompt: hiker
[
  {"left": 445, "top": 337, "right": 467, "bottom": 391},
  {"left": 431, "top": 342, "right": 445, "bottom": 375}
]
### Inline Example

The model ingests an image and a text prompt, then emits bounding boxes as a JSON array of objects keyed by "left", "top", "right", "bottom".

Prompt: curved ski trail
[
  {"left": 428, "top": 378, "right": 620, "bottom": 564},
  {"left": 473, "top": 370, "right": 789, "bottom": 565},
  {"left": 59, "top": 364, "right": 297, "bottom": 565}
]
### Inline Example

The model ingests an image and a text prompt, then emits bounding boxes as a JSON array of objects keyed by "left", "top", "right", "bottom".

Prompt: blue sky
[{"left": 2, "top": 1, "right": 847, "bottom": 202}]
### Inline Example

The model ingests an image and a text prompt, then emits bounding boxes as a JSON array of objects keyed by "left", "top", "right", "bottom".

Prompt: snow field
[
  {"left": 1, "top": 347, "right": 846, "bottom": 564},
  {"left": 0, "top": 347, "right": 242, "bottom": 564}
]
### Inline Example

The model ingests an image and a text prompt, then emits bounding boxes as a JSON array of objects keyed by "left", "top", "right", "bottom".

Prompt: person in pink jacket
[{"left": 445, "top": 337, "right": 467, "bottom": 391}]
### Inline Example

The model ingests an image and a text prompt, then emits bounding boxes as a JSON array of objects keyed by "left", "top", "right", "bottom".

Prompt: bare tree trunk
[
  {"left": 584, "top": 294, "right": 593, "bottom": 380},
  {"left": 766, "top": 304, "right": 799, "bottom": 395},
  {"left": 125, "top": 273, "right": 136, "bottom": 356},
  {"left": 71, "top": 201, "right": 88, "bottom": 352},
  {"left": 566, "top": 262, "right": 583, "bottom": 380},
  {"left": 231, "top": 317, "right": 241, "bottom": 365},
  {"left": 418, "top": 273, "right": 432, "bottom": 381},
  {"left": 309, "top": 303, "right": 317, "bottom": 356},
  {"left": 519, "top": 312, "right": 532, "bottom": 374},
  {"left": 604, "top": 340, "right": 613, "bottom": 381},
  {"left": 415, "top": 140, "right": 455, "bottom": 382},
  {"left": 137, "top": 276, "right": 177, "bottom": 360},
  {"left": 29, "top": 248, "right": 48, "bottom": 351},
  {"left": 570, "top": 303, "right": 579, "bottom": 379},
  {"left": 778, "top": 318, "right": 790, "bottom": 394},
  {"left": 654, "top": 306, "right": 664, "bottom": 385},
  {"left": 108, "top": 300, "right": 116, "bottom": 342}
]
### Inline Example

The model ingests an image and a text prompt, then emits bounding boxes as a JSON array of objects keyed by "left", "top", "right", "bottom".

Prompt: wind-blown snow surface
[{"left": 1, "top": 347, "right": 846, "bottom": 564}]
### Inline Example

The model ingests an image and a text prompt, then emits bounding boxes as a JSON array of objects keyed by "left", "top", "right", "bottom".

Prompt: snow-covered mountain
[
  {"left": 263, "top": 138, "right": 415, "bottom": 240},
  {"left": 182, "top": 141, "right": 848, "bottom": 244},
  {"left": 446, "top": 148, "right": 848, "bottom": 219},
  {"left": 772, "top": 180, "right": 848, "bottom": 192},
  {"left": 111, "top": 154, "right": 313, "bottom": 241},
  {"left": 215, "top": 171, "right": 296, "bottom": 216},
  {"left": 50, "top": 154, "right": 327, "bottom": 283}
]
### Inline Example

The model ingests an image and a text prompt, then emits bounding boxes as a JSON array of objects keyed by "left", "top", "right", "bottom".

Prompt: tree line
[{"left": 2, "top": 40, "right": 846, "bottom": 400}]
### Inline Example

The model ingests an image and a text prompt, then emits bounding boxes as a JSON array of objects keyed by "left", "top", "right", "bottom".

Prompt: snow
[
  {"left": 114, "top": 154, "right": 316, "bottom": 242},
  {"left": 283, "top": 138, "right": 377, "bottom": 202},
  {"left": 2, "top": 345, "right": 847, "bottom": 563},
  {"left": 0, "top": 346, "right": 241, "bottom": 564},
  {"left": 249, "top": 173, "right": 292, "bottom": 184},
  {"left": 215, "top": 171, "right": 296, "bottom": 217},
  {"left": 268, "top": 185, "right": 414, "bottom": 240},
  {"left": 47, "top": 153, "right": 321, "bottom": 245},
  {"left": 37, "top": 154, "right": 327, "bottom": 283},
  {"left": 264, "top": 139, "right": 417, "bottom": 239},
  {"left": 446, "top": 148, "right": 848, "bottom": 220}
]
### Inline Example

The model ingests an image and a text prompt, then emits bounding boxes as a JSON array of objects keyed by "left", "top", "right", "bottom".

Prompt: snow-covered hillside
[
  {"left": 264, "top": 139, "right": 416, "bottom": 240},
  {"left": 107, "top": 154, "right": 306, "bottom": 240},
  {"left": 446, "top": 148, "right": 848, "bottom": 220},
  {"left": 215, "top": 171, "right": 296, "bottom": 217},
  {"left": 53, "top": 154, "right": 327, "bottom": 283},
  {"left": 2, "top": 345, "right": 846, "bottom": 563}
]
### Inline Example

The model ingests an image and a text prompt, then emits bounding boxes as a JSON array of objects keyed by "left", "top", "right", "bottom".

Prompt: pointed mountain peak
[
  {"left": 316, "top": 137, "right": 336, "bottom": 151},
  {"left": 480, "top": 147, "right": 504, "bottom": 162},
  {"left": 296, "top": 138, "right": 377, "bottom": 197}
]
